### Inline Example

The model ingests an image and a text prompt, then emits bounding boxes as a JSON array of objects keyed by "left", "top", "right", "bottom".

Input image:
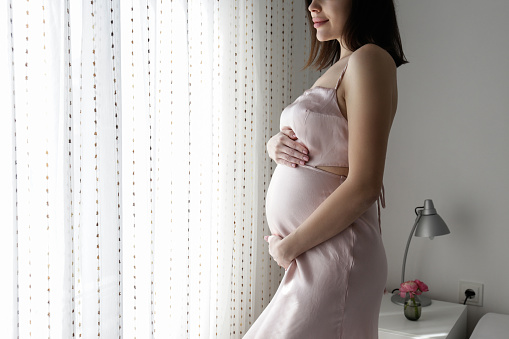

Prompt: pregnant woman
[{"left": 243, "top": 0, "right": 407, "bottom": 338}]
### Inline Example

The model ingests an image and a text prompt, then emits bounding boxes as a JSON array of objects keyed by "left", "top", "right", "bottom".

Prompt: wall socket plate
[{"left": 458, "top": 280, "right": 484, "bottom": 306}]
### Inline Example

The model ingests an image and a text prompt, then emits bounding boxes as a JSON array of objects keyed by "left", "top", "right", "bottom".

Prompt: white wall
[{"left": 384, "top": 0, "right": 509, "bottom": 335}]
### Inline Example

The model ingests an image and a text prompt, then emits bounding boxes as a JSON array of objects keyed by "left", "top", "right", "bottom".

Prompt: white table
[{"left": 378, "top": 294, "right": 467, "bottom": 339}]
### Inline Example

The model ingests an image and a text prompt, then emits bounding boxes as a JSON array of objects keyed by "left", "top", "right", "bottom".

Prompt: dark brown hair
[{"left": 304, "top": 0, "right": 408, "bottom": 70}]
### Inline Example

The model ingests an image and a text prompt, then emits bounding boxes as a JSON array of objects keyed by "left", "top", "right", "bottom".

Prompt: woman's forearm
[{"left": 280, "top": 178, "right": 380, "bottom": 261}]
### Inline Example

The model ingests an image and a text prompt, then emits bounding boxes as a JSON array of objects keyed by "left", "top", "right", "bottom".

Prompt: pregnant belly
[{"left": 266, "top": 164, "right": 345, "bottom": 237}]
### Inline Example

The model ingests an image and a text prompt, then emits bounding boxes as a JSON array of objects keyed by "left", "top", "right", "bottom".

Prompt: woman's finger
[
  {"left": 266, "top": 234, "right": 282, "bottom": 242},
  {"left": 264, "top": 234, "right": 280, "bottom": 243},
  {"left": 276, "top": 154, "right": 303, "bottom": 167},
  {"left": 279, "top": 137, "right": 309, "bottom": 158},
  {"left": 277, "top": 159, "right": 297, "bottom": 168},
  {"left": 279, "top": 145, "right": 309, "bottom": 162},
  {"left": 280, "top": 126, "right": 298, "bottom": 139},
  {"left": 275, "top": 146, "right": 309, "bottom": 166}
]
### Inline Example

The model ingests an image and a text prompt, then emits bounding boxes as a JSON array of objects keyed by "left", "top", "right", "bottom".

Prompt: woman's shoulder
[
  {"left": 345, "top": 44, "right": 397, "bottom": 84},
  {"left": 348, "top": 44, "right": 396, "bottom": 74}
]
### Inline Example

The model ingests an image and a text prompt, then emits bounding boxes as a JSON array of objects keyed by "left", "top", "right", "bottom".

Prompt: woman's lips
[{"left": 313, "top": 20, "right": 328, "bottom": 28}]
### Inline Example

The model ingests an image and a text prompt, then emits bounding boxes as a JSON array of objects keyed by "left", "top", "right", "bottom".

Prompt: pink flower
[
  {"left": 399, "top": 281, "right": 418, "bottom": 298},
  {"left": 415, "top": 279, "right": 429, "bottom": 293},
  {"left": 399, "top": 279, "right": 429, "bottom": 298}
]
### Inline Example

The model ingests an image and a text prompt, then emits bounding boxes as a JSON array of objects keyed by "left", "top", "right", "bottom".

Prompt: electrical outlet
[{"left": 458, "top": 280, "right": 483, "bottom": 306}]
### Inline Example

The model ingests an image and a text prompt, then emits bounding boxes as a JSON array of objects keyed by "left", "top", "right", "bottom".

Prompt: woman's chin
[{"left": 315, "top": 33, "right": 336, "bottom": 42}]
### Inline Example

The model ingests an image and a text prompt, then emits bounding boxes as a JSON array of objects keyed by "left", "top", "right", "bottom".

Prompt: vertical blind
[{"left": 0, "top": 0, "right": 317, "bottom": 337}]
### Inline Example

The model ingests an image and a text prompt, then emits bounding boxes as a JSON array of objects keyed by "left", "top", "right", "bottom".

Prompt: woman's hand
[
  {"left": 267, "top": 127, "right": 309, "bottom": 167},
  {"left": 264, "top": 234, "right": 294, "bottom": 270}
]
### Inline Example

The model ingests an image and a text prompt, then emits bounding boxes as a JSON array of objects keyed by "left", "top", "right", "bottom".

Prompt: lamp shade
[{"left": 414, "top": 200, "right": 450, "bottom": 238}]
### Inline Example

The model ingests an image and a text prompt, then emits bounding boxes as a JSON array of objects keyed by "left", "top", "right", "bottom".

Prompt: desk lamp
[{"left": 391, "top": 199, "right": 450, "bottom": 306}]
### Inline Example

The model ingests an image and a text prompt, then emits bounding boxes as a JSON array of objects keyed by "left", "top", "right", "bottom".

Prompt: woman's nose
[{"left": 308, "top": 0, "right": 320, "bottom": 13}]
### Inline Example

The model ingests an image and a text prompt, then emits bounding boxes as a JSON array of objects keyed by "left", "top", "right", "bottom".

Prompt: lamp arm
[{"left": 401, "top": 211, "right": 422, "bottom": 285}]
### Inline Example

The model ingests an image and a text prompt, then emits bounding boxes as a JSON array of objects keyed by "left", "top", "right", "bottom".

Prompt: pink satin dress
[{"left": 244, "top": 64, "right": 388, "bottom": 338}]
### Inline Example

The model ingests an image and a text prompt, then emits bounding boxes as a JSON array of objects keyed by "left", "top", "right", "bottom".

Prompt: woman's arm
[{"left": 270, "top": 44, "right": 397, "bottom": 267}]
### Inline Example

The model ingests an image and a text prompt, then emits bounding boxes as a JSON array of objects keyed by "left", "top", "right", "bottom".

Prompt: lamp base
[{"left": 391, "top": 292, "right": 432, "bottom": 307}]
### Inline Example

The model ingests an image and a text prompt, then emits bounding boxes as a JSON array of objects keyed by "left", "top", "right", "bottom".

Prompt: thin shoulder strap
[{"left": 334, "top": 62, "right": 349, "bottom": 90}]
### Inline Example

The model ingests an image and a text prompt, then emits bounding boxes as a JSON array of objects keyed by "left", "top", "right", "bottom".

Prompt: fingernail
[
  {"left": 292, "top": 134, "right": 296, "bottom": 138},
  {"left": 292, "top": 163, "right": 296, "bottom": 168},
  {"left": 303, "top": 156, "right": 309, "bottom": 161},
  {"left": 300, "top": 161, "right": 305, "bottom": 165},
  {"left": 264, "top": 235, "right": 268, "bottom": 241},
  {"left": 303, "top": 150, "right": 308, "bottom": 155}
]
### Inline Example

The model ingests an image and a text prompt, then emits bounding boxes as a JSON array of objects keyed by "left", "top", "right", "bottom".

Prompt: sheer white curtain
[{"left": 0, "top": 0, "right": 316, "bottom": 338}]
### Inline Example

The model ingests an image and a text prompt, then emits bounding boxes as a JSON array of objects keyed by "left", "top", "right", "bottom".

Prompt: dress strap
[
  {"left": 376, "top": 184, "right": 386, "bottom": 234},
  {"left": 334, "top": 62, "right": 349, "bottom": 90}
]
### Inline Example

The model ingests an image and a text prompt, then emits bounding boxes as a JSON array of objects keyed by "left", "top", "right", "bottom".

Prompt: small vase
[{"left": 404, "top": 295, "right": 422, "bottom": 321}]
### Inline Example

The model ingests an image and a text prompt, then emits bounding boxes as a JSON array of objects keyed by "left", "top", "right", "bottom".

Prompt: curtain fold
[
  {"left": 1, "top": 2, "right": 17, "bottom": 338},
  {"left": 1, "top": 0, "right": 317, "bottom": 337}
]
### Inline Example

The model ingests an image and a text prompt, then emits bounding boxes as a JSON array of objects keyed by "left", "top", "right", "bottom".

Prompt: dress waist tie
[{"left": 376, "top": 184, "right": 386, "bottom": 234}]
